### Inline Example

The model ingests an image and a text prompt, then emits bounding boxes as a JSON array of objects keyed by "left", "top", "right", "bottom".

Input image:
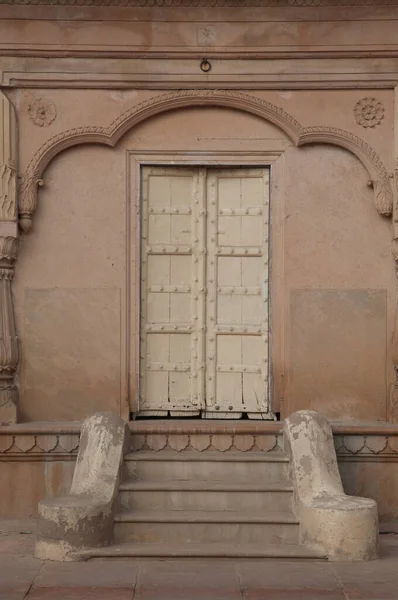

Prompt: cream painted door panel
[
  {"left": 140, "top": 166, "right": 270, "bottom": 418},
  {"left": 204, "top": 169, "right": 270, "bottom": 419},
  {"left": 140, "top": 167, "right": 206, "bottom": 416}
]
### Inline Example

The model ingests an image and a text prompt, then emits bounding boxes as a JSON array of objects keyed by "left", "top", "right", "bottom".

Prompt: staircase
[{"left": 83, "top": 421, "right": 326, "bottom": 559}]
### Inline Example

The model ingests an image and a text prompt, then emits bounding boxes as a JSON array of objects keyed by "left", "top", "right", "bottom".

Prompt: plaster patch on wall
[
  {"left": 21, "top": 288, "right": 121, "bottom": 422},
  {"left": 289, "top": 289, "right": 387, "bottom": 421}
]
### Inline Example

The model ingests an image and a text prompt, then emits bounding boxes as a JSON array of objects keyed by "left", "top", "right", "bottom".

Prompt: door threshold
[{"left": 132, "top": 411, "right": 279, "bottom": 421}]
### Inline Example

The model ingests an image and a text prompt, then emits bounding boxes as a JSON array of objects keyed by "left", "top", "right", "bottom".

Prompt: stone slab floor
[{"left": 1, "top": 521, "right": 398, "bottom": 600}]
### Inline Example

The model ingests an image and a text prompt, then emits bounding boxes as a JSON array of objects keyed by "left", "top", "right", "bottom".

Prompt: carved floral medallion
[
  {"left": 28, "top": 98, "right": 57, "bottom": 127},
  {"left": 354, "top": 97, "right": 384, "bottom": 129}
]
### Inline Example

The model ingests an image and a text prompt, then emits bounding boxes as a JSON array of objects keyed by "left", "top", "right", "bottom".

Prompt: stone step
[
  {"left": 118, "top": 480, "right": 294, "bottom": 511},
  {"left": 114, "top": 510, "right": 299, "bottom": 545},
  {"left": 80, "top": 541, "right": 326, "bottom": 560},
  {"left": 123, "top": 451, "right": 290, "bottom": 483}
]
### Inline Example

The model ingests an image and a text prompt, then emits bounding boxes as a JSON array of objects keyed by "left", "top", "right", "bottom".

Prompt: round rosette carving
[
  {"left": 28, "top": 99, "right": 57, "bottom": 127},
  {"left": 354, "top": 97, "right": 384, "bottom": 129}
]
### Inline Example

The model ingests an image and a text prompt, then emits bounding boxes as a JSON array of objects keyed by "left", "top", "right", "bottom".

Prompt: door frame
[{"left": 126, "top": 150, "right": 288, "bottom": 419}]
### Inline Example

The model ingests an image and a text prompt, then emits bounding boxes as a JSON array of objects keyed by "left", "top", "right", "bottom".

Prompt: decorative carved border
[
  {"left": 2, "top": 0, "right": 398, "bottom": 6},
  {"left": 1, "top": 427, "right": 398, "bottom": 461},
  {"left": 19, "top": 89, "right": 393, "bottom": 233},
  {"left": 126, "top": 422, "right": 398, "bottom": 457},
  {"left": 130, "top": 432, "right": 283, "bottom": 453},
  {"left": 0, "top": 425, "right": 80, "bottom": 460},
  {"left": 0, "top": 432, "right": 80, "bottom": 460},
  {"left": 128, "top": 431, "right": 398, "bottom": 458},
  {"left": 335, "top": 434, "right": 398, "bottom": 461}
]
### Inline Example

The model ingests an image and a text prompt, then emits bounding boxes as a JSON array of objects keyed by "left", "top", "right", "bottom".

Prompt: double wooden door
[{"left": 139, "top": 166, "right": 271, "bottom": 419}]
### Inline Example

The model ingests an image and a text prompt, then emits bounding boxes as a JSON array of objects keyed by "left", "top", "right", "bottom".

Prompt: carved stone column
[
  {"left": 0, "top": 92, "right": 19, "bottom": 423},
  {"left": 391, "top": 83, "right": 398, "bottom": 421},
  {"left": 391, "top": 165, "right": 398, "bottom": 422},
  {"left": 0, "top": 236, "right": 18, "bottom": 423}
]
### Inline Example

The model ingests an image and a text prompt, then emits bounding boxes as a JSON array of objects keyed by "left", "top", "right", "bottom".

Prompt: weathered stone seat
[
  {"left": 284, "top": 410, "right": 378, "bottom": 561},
  {"left": 35, "top": 412, "right": 128, "bottom": 561}
]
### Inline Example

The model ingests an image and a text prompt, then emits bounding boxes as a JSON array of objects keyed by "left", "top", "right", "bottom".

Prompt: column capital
[{"left": 0, "top": 235, "right": 18, "bottom": 264}]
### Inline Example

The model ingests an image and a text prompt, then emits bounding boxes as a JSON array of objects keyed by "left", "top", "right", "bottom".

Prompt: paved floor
[{"left": 1, "top": 521, "right": 398, "bottom": 599}]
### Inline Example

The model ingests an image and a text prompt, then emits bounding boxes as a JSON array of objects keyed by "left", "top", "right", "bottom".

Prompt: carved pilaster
[
  {"left": 0, "top": 92, "right": 19, "bottom": 424},
  {"left": 390, "top": 84, "right": 398, "bottom": 421},
  {"left": 391, "top": 165, "right": 398, "bottom": 422},
  {"left": 0, "top": 93, "right": 17, "bottom": 222},
  {"left": 0, "top": 236, "right": 19, "bottom": 424}
]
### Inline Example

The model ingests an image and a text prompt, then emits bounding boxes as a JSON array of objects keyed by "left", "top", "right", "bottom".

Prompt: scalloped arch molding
[{"left": 19, "top": 90, "right": 393, "bottom": 232}]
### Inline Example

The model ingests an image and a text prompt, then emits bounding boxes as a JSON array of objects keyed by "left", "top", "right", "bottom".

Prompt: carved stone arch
[
  {"left": 298, "top": 126, "right": 393, "bottom": 216},
  {"left": 19, "top": 89, "right": 393, "bottom": 232}
]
